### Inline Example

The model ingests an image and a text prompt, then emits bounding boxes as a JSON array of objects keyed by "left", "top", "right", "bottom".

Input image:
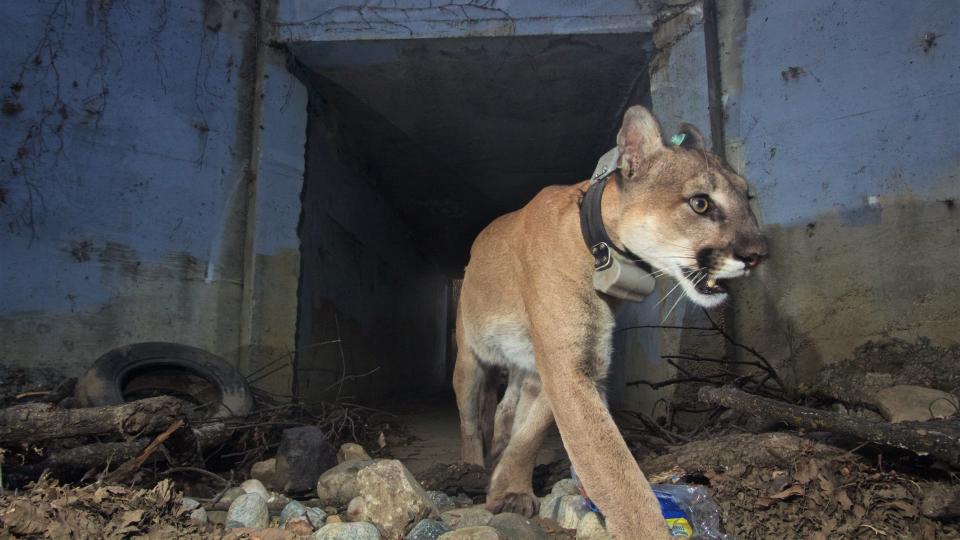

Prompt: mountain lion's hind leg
[
  {"left": 488, "top": 368, "right": 525, "bottom": 467},
  {"left": 453, "top": 342, "right": 490, "bottom": 467}
]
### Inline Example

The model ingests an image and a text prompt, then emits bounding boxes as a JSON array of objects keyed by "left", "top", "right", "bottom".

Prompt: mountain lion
[{"left": 454, "top": 105, "right": 767, "bottom": 539}]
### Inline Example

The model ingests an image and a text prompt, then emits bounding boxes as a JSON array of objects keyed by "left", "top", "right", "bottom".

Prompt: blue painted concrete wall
[
  {"left": 723, "top": 0, "right": 960, "bottom": 383},
  {"left": 0, "top": 0, "right": 261, "bottom": 374},
  {"left": 731, "top": 0, "right": 958, "bottom": 224}
]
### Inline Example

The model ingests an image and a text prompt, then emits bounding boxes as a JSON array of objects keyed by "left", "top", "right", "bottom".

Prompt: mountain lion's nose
[
  {"left": 736, "top": 236, "right": 768, "bottom": 268},
  {"left": 739, "top": 253, "right": 762, "bottom": 268}
]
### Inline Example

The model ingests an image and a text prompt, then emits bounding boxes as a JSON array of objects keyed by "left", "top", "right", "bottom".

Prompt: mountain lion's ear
[
  {"left": 675, "top": 123, "right": 706, "bottom": 150},
  {"left": 616, "top": 106, "right": 663, "bottom": 178}
]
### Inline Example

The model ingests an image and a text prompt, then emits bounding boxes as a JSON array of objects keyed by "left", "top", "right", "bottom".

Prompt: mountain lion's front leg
[{"left": 527, "top": 301, "right": 669, "bottom": 540}]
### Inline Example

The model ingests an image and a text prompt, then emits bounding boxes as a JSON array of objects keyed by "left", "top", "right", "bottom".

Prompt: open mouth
[{"left": 694, "top": 274, "right": 728, "bottom": 295}]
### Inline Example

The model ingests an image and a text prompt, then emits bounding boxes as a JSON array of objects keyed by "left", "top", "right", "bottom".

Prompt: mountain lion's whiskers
[
  {"left": 661, "top": 271, "right": 707, "bottom": 323},
  {"left": 656, "top": 267, "right": 701, "bottom": 308}
]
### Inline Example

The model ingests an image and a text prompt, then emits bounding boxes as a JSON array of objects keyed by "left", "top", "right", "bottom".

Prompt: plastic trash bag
[
  {"left": 652, "top": 483, "right": 728, "bottom": 539},
  {"left": 571, "top": 465, "right": 728, "bottom": 539}
]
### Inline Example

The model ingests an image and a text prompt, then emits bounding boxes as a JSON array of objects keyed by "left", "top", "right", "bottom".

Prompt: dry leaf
[
  {"left": 817, "top": 473, "right": 835, "bottom": 492},
  {"left": 886, "top": 500, "right": 919, "bottom": 517},
  {"left": 2, "top": 500, "right": 47, "bottom": 535},
  {"left": 854, "top": 504, "right": 867, "bottom": 518},
  {"left": 119, "top": 509, "right": 144, "bottom": 527},
  {"left": 794, "top": 460, "right": 819, "bottom": 484},
  {"left": 757, "top": 484, "right": 804, "bottom": 508},
  {"left": 835, "top": 489, "right": 853, "bottom": 511}
]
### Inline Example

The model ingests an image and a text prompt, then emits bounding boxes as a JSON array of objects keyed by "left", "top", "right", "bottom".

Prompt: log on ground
[
  {"left": 0, "top": 396, "right": 184, "bottom": 444},
  {"left": 24, "top": 422, "right": 230, "bottom": 481},
  {"left": 13, "top": 440, "right": 151, "bottom": 481}
]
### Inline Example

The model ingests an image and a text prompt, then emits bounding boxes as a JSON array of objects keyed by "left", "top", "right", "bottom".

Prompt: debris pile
[
  {"left": 2, "top": 336, "right": 960, "bottom": 538},
  {"left": 640, "top": 432, "right": 960, "bottom": 539},
  {"left": 708, "top": 451, "right": 959, "bottom": 539}
]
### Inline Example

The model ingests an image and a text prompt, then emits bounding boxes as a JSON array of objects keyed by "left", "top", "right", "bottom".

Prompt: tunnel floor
[{"left": 386, "top": 397, "right": 567, "bottom": 480}]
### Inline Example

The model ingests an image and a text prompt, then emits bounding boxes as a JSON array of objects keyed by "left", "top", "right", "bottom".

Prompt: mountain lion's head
[{"left": 612, "top": 106, "right": 767, "bottom": 308}]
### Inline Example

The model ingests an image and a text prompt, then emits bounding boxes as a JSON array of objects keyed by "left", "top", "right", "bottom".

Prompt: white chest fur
[{"left": 469, "top": 317, "right": 538, "bottom": 373}]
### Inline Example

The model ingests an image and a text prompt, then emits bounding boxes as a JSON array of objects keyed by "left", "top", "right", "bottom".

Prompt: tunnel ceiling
[{"left": 290, "top": 33, "right": 652, "bottom": 272}]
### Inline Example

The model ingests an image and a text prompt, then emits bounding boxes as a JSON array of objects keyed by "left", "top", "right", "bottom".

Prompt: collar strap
[{"left": 579, "top": 148, "right": 652, "bottom": 272}]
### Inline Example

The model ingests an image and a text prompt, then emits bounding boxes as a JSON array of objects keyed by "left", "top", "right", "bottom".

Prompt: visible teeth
[{"left": 706, "top": 277, "right": 717, "bottom": 288}]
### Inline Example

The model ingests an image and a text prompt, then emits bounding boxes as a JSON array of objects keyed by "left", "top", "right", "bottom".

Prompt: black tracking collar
[{"left": 579, "top": 175, "right": 653, "bottom": 273}]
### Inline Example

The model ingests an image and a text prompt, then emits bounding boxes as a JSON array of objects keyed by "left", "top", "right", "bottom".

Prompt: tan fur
[{"left": 454, "top": 106, "right": 766, "bottom": 539}]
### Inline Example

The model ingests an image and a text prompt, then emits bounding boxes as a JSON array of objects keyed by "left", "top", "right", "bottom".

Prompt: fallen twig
[
  {"left": 14, "top": 391, "right": 49, "bottom": 400},
  {"left": 162, "top": 466, "right": 231, "bottom": 486},
  {"left": 618, "top": 409, "right": 690, "bottom": 444},
  {"left": 105, "top": 418, "right": 186, "bottom": 483},
  {"left": 623, "top": 311, "right": 786, "bottom": 399}
]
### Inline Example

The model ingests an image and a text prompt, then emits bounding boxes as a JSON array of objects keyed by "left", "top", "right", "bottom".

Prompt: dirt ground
[
  {"left": 385, "top": 399, "right": 566, "bottom": 479},
  {"left": 380, "top": 397, "right": 960, "bottom": 539}
]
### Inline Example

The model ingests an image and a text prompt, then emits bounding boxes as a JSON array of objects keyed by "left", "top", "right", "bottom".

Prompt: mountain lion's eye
[{"left": 689, "top": 195, "right": 710, "bottom": 214}]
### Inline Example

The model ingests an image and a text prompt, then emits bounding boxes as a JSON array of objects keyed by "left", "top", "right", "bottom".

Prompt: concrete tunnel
[{"left": 289, "top": 34, "right": 657, "bottom": 407}]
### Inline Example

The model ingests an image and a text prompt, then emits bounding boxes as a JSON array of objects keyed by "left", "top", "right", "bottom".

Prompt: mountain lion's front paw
[{"left": 486, "top": 491, "right": 540, "bottom": 517}]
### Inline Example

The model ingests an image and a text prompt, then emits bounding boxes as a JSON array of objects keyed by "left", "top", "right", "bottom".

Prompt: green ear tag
[{"left": 670, "top": 133, "right": 687, "bottom": 146}]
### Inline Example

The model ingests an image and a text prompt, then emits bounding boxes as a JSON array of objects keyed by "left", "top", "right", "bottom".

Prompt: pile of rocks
[{"left": 198, "top": 441, "right": 612, "bottom": 539}]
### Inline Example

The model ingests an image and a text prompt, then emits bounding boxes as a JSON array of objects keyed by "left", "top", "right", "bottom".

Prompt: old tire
[{"left": 76, "top": 342, "right": 253, "bottom": 418}]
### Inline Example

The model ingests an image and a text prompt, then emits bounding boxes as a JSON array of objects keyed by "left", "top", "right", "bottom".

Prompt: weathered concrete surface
[
  {"left": 0, "top": 2, "right": 305, "bottom": 396},
  {"left": 0, "top": 0, "right": 259, "bottom": 375},
  {"left": 272, "top": 0, "right": 657, "bottom": 43},
  {"left": 650, "top": 2, "right": 710, "bottom": 145},
  {"left": 731, "top": 200, "right": 960, "bottom": 385},
  {"left": 238, "top": 46, "right": 308, "bottom": 397},
  {"left": 720, "top": 0, "right": 960, "bottom": 386}
]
